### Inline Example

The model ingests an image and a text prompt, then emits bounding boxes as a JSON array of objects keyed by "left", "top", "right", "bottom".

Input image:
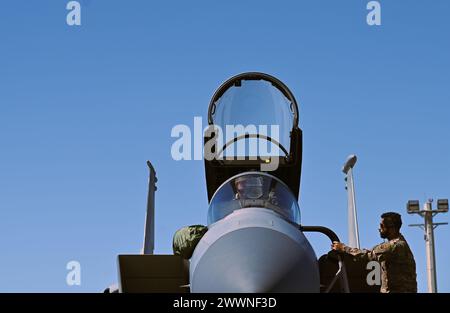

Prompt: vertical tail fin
[{"left": 143, "top": 161, "right": 157, "bottom": 254}]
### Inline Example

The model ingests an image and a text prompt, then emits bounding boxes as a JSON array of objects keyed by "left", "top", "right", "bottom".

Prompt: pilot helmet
[{"left": 234, "top": 175, "right": 264, "bottom": 199}]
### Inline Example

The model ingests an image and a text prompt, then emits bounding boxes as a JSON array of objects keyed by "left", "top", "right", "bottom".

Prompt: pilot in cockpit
[{"left": 233, "top": 175, "right": 288, "bottom": 220}]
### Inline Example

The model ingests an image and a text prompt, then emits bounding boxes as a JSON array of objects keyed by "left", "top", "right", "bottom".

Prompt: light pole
[
  {"left": 407, "top": 198, "right": 448, "bottom": 293},
  {"left": 342, "top": 154, "right": 360, "bottom": 249}
]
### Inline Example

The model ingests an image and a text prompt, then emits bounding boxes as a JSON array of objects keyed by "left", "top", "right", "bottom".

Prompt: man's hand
[{"left": 331, "top": 241, "right": 346, "bottom": 252}]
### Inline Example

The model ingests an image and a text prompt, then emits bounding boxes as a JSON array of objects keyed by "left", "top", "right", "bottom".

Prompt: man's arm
[{"left": 332, "top": 241, "right": 393, "bottom": 262}]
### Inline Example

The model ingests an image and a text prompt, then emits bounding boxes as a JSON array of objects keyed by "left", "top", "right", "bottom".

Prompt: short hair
[{"left": 381, "top": 212, "right": 402, "bottom": 230}]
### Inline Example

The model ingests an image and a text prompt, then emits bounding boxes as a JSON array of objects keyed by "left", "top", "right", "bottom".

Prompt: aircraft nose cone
[{"left": 190, "top": 208, "right": 320, "bottom": 293}]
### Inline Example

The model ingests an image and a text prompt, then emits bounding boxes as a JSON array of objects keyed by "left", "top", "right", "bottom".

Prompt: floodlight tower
[{"left": 407, "top": 198, "right": 448, "bottom": 293}]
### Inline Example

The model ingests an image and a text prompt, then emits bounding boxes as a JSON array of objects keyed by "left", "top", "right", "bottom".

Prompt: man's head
[
  {"left": 379, "top": 212, "right": 402, "bottom": 239},
  {"left": 234, "top": 175, "right": 264, "bottom": 199}
]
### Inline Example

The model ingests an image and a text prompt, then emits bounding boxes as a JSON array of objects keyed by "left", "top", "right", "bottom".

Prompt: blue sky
[{"left": 0, "top": 0, "right": 449, "bottom": 292}]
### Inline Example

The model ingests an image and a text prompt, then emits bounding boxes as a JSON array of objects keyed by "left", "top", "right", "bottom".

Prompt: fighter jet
[{"left": 112, "top": 72, "right": 375, "bottom": 293}]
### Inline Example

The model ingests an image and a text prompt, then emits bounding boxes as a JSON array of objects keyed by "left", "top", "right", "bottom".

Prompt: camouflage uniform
[{"left": 343, "top": 234, "right": 417, "bottom": 293}]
